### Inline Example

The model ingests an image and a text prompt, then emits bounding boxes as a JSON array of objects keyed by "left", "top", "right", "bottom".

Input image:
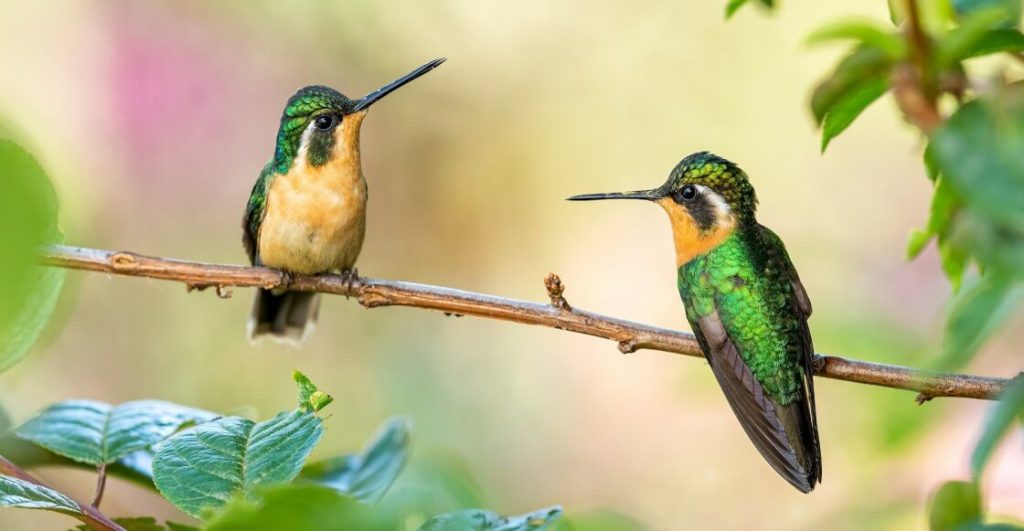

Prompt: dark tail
[{"left": 248, "top": 289, "right": 321, "bottom": 345}]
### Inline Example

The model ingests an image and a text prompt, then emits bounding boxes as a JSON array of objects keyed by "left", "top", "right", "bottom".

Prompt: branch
[
  {"left": 894, "top": 0, "right": 943, "bottom": 133},
  {"left": 41, "top": 244, "right": 1014, "bottom": 401},
  {"left": 0, "top": 454, "right": 124, "bottom": 531}
]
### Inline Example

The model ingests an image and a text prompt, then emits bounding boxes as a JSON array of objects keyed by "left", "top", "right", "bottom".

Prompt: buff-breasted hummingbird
[
  {"left": 242, "top": 58, "right": 445, "bottom": 343},
  {"left": 569, "top": 151, "right": 822, "bottom": 492}
]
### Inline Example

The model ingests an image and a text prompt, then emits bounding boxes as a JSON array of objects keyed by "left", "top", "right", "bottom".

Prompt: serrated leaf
[
  {"left": 941, "top": 273, "right": 1021, "bottom": 369},
  {"left": 806, "top": 19, "right": 904, "bottom": 58},
  {"left": 293, "top": 370, "right": 333, "bottom": 413},
  {"left": 811, "top": 45, "right": 892, "bottom": 123},
  {"left": 420, "top": 506, "right": 564, "bottom": 531},
  {"left": 972, "top": 375, "right": 1024, "bottom": 479},
  {"left": 820, "top": 77, "right": 888, "bottom": 152},
  {"left": 0, "top": 434, "right": 157, "bottom": 490},
  {"left": 153, "top": 410, "right": 323, "bottom": 518},
  {"left": 929, "top": 480, "right": 982, "bottom": 530},
  {"left": 0, "top": 140, "right": 65, "bottom": 372},
  {"left": 204, "top": 484, "right": 390, "bottom": 531},
  {"left": 0, "top": 474, "right": 79, "bottom": 514},
  {"left": 15, "top": 400, "right": 216, "bottom": 466},
  {"left": 301, "top": 417, "right": 410, "bottom": 503},
  {"left": 930, "top": 85, "right": 1024, "bottom": 232}
]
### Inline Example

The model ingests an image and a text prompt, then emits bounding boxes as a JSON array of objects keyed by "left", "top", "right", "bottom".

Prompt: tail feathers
[{"left": 248, "top": 289, "right": 321, "bottom": 346}]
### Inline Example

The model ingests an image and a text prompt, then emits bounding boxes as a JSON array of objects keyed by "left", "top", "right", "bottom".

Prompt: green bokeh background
[{"left": 0, "top": 0, "right": 1021, "bottom": 529}]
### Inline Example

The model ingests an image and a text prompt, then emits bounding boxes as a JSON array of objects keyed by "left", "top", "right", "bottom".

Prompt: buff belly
[{"left": 258, "top": 169, "right": 367, "bottom": 275}]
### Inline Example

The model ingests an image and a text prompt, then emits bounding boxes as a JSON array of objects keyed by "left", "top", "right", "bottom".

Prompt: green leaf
[
  {"left": 724, "top": 0, "right": 773, "bottom": 19},
  {"left": 0, "top": 140, "right": 65, "bottom": 372},
  {"left": 888, "top": 0, "right": 906, "bottom": 25},
  {"left": 420, "top": 506, "right": 564, "bottom": 531},
  {"left": 929, "top": 480, "right": 982, "bottom": 531},
  {"left": 930, "top": 85, "right": 1024, "bottom": 232},
  {"left": 806, "top": 19, "right": 904, "bottom": 58},
  {"left": 15, "top": 400, "right": 216, "bottom": 466},
  {"left": 820, "top": 77, "right": 888, "bottom": 152},
  {"left": 0, "top": 434, "right": 157, "bottom": 490},
  {"left": 972, "top": 375, "right": 1024, "bottom": 479},
  {"left": 941, "top": 274, "right": 1021, "bottom": 369},
  {"left": 293, "top": 370, "right": 333, "bottom": 413},
  {"left": 960, "top": 28, "right": 1024, "bottom": 57},
  {"left": 0, "top": 474, "right": 79, "bottom": 514},
  {"left": 204, "top": 484, "right": 391, "bottom": 531},
  {"left": 938, "top": 7, "right": 1016, "bottom": 65},
  {"left": 907, "top": 229, "right": 933, "bottom": 259},
  {"left": 939, "top": 237, "right": 970, "bottom": 291},
  {"left": 810, "top": 45, "right": 892, "bottom": 124},
  {"left": 724, "top": 0, "right": 746, "bottom": 18},
  {"left": 924, "top": 141, "right": 942, "bottom": 181},
  {"left": 152, "top": 410, "right": 323, "bottom": 518},
  {"left": 301, "top": 417, "right": 410, "bottom": 503}
]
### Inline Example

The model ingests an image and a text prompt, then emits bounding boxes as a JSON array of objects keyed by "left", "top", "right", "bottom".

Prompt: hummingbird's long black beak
[
  {"left": 352, "top": 58, "right": 446, "bottom": 112},
  {"left": 567, "top": 189, "right": 662, "bottom": 201}
]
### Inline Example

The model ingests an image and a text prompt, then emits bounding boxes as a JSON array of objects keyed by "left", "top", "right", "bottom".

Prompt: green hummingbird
[
  {"left": 569, "top": 151, "right": 822, "bottom": 492},
  {"left": 243, "top": 58, "right": 445, "bottom": 344}
]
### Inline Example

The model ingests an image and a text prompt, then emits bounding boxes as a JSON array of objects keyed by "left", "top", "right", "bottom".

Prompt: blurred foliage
[
  {"left": 0, "top": 138, "right": 64, "bottom": 372},
  {"left": 300, "top": 417, "right": 411, "bottom": 504},
  {"left": 729, "top": 0, "right": 1024, "bottom": 527},
  {"left": 1, "top": 370, "right": 571, "bottom": 530}
]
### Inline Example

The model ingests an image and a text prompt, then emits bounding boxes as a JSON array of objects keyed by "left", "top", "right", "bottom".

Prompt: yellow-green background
[{"left": 1, "top": 1, "right": 1021, "bottom": 529}]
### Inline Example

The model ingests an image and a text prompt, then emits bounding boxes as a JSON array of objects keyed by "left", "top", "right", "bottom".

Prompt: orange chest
[{"left": 258, "top": 160, "right": 368, "bottom": 273}]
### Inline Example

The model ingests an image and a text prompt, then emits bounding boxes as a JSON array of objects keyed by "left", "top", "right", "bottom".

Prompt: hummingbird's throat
[{"left": 656, "top": 197, "right": 737, "bottom": 266}]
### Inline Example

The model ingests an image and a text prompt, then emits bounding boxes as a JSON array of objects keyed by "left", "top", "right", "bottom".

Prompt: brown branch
[
  {"left": 894, "top": 0, "right": 943, "bottom": 133},
  {"left": 0, "top": 454, "right": 124, "bottom": 531},
  {"left": 40, "top": 244, "right": 1014, "bottom": 401}
]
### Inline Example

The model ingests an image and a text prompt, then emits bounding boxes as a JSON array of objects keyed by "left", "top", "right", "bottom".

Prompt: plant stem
[{"left": 91, "top": 463, "right": 107, "bottom": 508}]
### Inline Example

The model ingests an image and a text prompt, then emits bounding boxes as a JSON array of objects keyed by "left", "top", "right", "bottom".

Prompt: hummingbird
[
  {"left": 242, "top": 58, "right": 445, "bottom": 344},
  {"left": 568, "top": 152, "right": 821, "bottom": 492}
]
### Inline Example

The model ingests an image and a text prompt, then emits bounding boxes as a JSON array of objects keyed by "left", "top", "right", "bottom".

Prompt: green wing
[{"left": 242, "top": 167, "right": 274, "bottom": 266}]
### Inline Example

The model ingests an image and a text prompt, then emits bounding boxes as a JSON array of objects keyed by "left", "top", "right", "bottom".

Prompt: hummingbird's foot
[{"left": 340, "top": 268, "right": 360, "bottom": 295}]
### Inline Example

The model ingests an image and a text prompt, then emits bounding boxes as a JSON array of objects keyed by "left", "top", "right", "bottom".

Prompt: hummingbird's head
[
  {"left": 271, "top": 58, "right": 445, "bottom": 173},
  {"left": 568, "top": 151, "right": 758, "bottom": 266}
]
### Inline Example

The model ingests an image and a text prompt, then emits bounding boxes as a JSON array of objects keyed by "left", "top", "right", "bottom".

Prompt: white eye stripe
[{"left": 694, "top": 184, "right": 731, "bottom": 216}]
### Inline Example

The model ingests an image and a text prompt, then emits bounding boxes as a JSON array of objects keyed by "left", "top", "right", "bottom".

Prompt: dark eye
[
  {"left": 673, "top": 184, "right": 698, "bottom": 203},
  {"left": 314, "top": 115, "right": 337, "bottom": 130}
]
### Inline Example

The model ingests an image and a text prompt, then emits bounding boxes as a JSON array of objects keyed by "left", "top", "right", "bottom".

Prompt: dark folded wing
[
  {"left": 759, "top": 224, "right": 822, "bottom": 485},
  {"left": 692, "top": 309, "right": 818, "bottom": 493},
  {"left": 242, "top": 171, "right": 271, "bottom": 266}
]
